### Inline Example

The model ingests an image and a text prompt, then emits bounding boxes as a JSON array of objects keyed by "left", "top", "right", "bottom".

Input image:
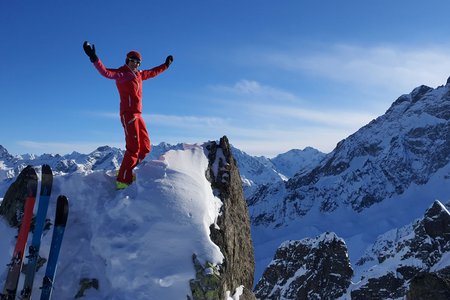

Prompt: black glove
[
  {"left": 165, "top": 55, "right": 173, "bottom": 67},
  {"left": 83, "top": 41, "right": 98, "bottom": 63}
]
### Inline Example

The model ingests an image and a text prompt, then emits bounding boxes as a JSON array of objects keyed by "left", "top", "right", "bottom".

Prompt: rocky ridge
[{"left": 205, "top": 136, "right": 256, "bottom": 300}]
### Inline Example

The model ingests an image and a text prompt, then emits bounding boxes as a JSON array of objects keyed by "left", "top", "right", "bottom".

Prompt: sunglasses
[{"left": 128, "top": 58, "right": 141, "bottom": 64}]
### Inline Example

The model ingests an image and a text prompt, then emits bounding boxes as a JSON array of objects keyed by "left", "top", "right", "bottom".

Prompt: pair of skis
[{"left": 1, "top": 165, "right": 69, "bottom": 300}]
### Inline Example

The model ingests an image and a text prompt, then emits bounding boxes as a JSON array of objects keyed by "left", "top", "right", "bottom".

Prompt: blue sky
[{"left": 2, "top": 0, "right": 450, "bottom": 157}]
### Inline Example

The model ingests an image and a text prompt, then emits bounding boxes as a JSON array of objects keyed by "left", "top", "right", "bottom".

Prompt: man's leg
[
  {"left": 137, "top": 115, "right": 151, "bottom": 162},
  {"left": 117, "top": 114, "right": 140, "bottom": 184}
]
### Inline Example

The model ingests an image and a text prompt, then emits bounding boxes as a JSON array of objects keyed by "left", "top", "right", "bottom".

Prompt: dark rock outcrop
[
  {"left": 203, "top": 136, "right": 256, "bottom": 300},
  {"left": 254, "top": 232, "right": 352, "bottom": 300},
  {"left": 406, "top": 268, "right": 450, "bottom": 300},
  {"left": 0, "top": 165, "right": 37, "bottom": 227}
]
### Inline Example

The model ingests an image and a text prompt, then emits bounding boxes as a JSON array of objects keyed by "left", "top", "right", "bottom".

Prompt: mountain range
[{"left": 249, "top": 81, "right": 450, "bottom": 284}]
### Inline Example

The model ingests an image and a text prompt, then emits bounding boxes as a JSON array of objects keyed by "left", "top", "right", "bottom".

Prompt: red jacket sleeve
[
  {"left": 93, "top": 59, "right": 134, "bottom": 81},
  {"left": 141, "top": 63, "right": 168, "bottom": 81}
]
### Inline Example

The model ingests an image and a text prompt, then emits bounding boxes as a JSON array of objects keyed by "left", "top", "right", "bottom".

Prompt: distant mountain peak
[
  {"left": 0, "top": 145, "right": 12, "bottom": 160},
  {"left": 94, "top": 145, "right": 114, "bottom": 152}
]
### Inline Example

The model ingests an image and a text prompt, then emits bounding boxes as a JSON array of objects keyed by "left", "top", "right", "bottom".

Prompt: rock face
[
  {"left": 406, "top": 268, "right": 450, "bottom": 300},
  {"left": 0, "top": 165, "right": 37, "bottom": 227},
  {"left": 254, "top": 232, "right": 352, "bottom": 300},
  {"left": 350, "top": 200, "right": 450, "bottom": 299},
  {"left": 205, "top": 136, "right": 256, "bottom": 300}
]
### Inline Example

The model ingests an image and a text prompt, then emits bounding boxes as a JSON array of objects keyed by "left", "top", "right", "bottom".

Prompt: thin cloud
[
  {"left": 88, "top": 111, "right": 229, "bottom": 129},
  {"left": 260, "top": 44, "right": 450, "bottom": 91},
  {"left": 252, "top": 104, "right": 377, "bottom": 129},
  {"left": 209, "top": 80, "right": 377, "bottom": 129},
  {"left": 210, "top": 79, "right": 301, "bottom": 103},
  {"left": 144, "top": 114, "right": 229, "bottom": 128}
]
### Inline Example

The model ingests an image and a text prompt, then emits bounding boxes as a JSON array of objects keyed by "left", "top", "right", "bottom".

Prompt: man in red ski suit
[{"left": 83, "top": 41, "right": 173, "bottom": 189}]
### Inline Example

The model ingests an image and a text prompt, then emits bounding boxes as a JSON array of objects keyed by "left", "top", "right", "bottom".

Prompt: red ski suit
[{"left": 93, "top": 59, "right": 168, "bottom": 184}]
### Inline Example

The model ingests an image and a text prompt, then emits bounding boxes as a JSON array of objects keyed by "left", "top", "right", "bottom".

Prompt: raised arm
[
  {"left": 141, "top": 55, "right": 173, "bottom": 80},
  {"left": 83, "top": 41, "right": 130, "bottom": 80},
  {"left": 93, "top": 59, "right": 130, "bottom": 80}
]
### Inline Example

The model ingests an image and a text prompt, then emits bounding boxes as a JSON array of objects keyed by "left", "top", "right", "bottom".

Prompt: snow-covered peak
[
  {"left": 279, "top": 231, "right": 344, "bottom": 250},
  {"left": 0, "top": 145, "right": 11, "bottom": 159},
  {"left": 270, "top": 147, "right": 325, "bottom": 177},
  {"left": 230, "top": 145, "right": 325, "bottom": 199}
]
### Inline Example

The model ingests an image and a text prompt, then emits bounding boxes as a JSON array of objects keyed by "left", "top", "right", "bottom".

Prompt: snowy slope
[{"left": 0, "top": 144, "right": 226, "bottom": 299}]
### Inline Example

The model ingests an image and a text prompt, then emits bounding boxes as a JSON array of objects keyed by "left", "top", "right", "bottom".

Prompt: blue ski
[
  {"left": 21, "top": 165, "right": 53, "bottom": 299},
  {"left": 39, "top": 195, "right": 69, "bottom": 300}
]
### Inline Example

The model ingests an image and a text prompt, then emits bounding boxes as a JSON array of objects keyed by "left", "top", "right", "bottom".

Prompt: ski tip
[
  {"left": 55, "top": 195, "right": 69, "bottom": 226},
  {"left": 42, "top": 164, "right": 52, "bottom": 175},
  {"left": 41, "top": 164, "right": 54, "bottom": 190},
  {"left": 57, "top": 195, "right": 68, "bottom": 203},
  {"left": 24, "top": 165, "right": 37, "bottom": 177},
  {"left": 25, "top": 166, "right": 38, "bottom": 197}
]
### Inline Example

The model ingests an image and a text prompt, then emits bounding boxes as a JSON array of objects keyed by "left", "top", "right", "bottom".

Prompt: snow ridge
[{"left": 0, "top": 144, "right": 224, "bottom": 299}]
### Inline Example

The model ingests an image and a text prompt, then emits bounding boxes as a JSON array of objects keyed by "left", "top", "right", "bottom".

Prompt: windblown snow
[{"left": 0, "top": 144, "right": 226, "bottom": 300}]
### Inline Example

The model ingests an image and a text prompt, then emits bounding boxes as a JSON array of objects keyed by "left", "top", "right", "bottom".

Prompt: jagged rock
[
  {"left": 351, "top": 272, "right": 405, "bottom": 300},
  {"left": 423, "top": 200, "right": 450, "bottom": 238},
  {"left": 254, "top": 232, "right": 352, "bottom": 300},
  {"left": 351, "top": 200, "right": 450, "bottom": 299},
  {"left": 0, "top": 165, "right": 36, "bottom": 227},
  {"left": 75, "top": 278, "right": 99, "bottom": 298},
  {"left": 406, "top": 267, "right": 450, "bottom": 300},
  {"left": 22, "top": 256, "right": 47, "bottom": 275},
  {"left": 204, "top": 136, "right": 256, "bottom": 300},
  {"left": 189, "top": 254, "right": 222, "bottom": 300}
]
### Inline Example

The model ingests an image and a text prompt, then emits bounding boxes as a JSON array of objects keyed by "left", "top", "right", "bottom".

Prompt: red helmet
[{"left": 127, "top": 50, "right": 142, "bottom": 61}]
